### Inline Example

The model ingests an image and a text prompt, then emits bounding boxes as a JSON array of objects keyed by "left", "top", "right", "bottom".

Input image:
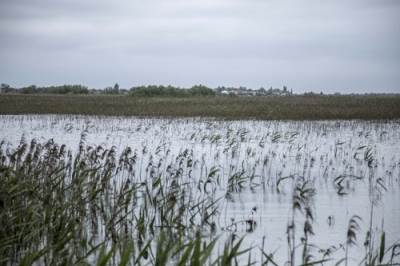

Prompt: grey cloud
[{"left": 0, "top": 0, "right": 399, "bottom": 92}]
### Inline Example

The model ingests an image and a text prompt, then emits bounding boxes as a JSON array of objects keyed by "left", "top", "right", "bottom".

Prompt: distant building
[{"left": 216, "top": 86, "right": 292, "bottom": 96}]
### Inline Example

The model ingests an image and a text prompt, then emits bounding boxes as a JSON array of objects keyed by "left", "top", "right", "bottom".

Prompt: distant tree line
[
  {"left": 0, "top": 83, "right": 216, "bottom": 97},
  {"left": 0, "top": 83, "right": 293, "bottom": 97},
  {"left": 0, "top": 84, "right": 89, "bottom": 94},
  {"left": 129, "top": 85, "right": 215, "bottom": 97},
  {"left": 3, "top": 83, "right": 395, "bottom": 97}
]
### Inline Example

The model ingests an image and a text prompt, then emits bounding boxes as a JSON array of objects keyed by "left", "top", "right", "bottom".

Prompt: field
[
  {"left": 1, "top": 94, "right": 400, "bottom": 119},
  {"left": 1, "top": 115, "right": 399, "bottom": 265}
]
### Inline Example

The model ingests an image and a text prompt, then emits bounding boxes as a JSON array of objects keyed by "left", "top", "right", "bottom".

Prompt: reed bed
[
  {"left": 1, "top": 94, "right": 400, "bottom": 120},
  {"left": 0, "top": 116, "right": 399, "bottom": 265}
]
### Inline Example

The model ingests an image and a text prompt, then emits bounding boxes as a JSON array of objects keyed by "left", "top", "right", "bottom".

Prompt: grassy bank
[{"left": 1, "top": 94, "right": 400, "bottom": 120}]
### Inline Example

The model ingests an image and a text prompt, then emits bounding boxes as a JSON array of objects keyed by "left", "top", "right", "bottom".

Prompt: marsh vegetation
[
  {"left": 0, "top": 116, "right": 399, "bottom": 265},
  {"left": 1, "top": 94, "right": 400, "bottom": 120}
]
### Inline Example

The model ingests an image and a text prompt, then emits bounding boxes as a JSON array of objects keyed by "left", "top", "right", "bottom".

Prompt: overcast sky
[{"left": 0, "top": 0, "right": 399, "bottom": 93}]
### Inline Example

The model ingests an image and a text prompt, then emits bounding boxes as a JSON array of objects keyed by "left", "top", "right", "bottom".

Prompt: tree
[
  {"left": 21, "top": 85, "right": 37, "bottom": 94},
  {"left": 1, "top": 83, "right": 10, "bottom": 93},
  {"left": 113, "top": 83, "right": 119, "bottom": 93},
  {"left": 189, "top": 85, "right": 215, "bottom": 96},
  {"left": 103, "top": 83, "right": 120, "bottom": 94}
]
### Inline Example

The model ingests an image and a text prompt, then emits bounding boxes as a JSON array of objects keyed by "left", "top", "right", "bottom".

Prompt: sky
[{"left": 0, "top": 0, "right": 399, "bottom": 93}]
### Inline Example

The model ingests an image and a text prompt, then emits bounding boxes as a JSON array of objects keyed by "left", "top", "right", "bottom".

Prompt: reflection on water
[{"left": 1, "top": 115, "right": 399, "bottom": 264}]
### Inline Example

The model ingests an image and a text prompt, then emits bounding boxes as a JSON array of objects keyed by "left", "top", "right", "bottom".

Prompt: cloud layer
[{"left": 1, "top": 0, "right": 399, "bottom": 92}]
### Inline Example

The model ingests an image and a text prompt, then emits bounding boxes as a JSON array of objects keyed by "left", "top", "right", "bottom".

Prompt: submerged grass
[
  {"left": 1, "top": 94, "right": 400, "bottom": 120},
  {"left": 1, "top": 130, "right": 399, "bottom": 265},
  {"left": 0, "top": 136, "right": 251, "bottom": 265}
]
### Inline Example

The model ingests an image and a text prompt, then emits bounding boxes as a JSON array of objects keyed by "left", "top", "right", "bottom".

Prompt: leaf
[
  {"left": 177, "top": 242, "right": 194, "bottom": 266},
  {"left": 379, "top": 232, "right": 385, "bottom": 263},
  {"left": 97, "top": 245, "right": 114, "bottom": 266},
  {"left": 299, "top": 258, "right": 331, "bottom": 265},
  {"left": 260, "top": 249, "right": 278, "bottom": 266},
  {"left": 19, "top": 248, "right": 48, "bottom": 266},
  {"left": 119, "top": 240, "right": 134, "bottom": 266}
]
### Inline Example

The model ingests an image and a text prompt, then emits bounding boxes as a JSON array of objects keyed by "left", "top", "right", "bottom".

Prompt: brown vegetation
[{"left": 0, "top": 94, "right": 400, "bottom": 119}]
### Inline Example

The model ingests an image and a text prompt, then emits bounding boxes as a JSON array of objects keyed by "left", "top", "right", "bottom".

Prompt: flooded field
[{"left": 1, "top": 115, "right": 399, "bottom": 265}]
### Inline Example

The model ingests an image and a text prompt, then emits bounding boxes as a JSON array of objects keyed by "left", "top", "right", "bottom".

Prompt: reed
[
  {"left": 1, "top": 117, "right": 399, "bottom": 265},
  {"left": 1, "top": 94, "right": 400, "bottom": 120}
]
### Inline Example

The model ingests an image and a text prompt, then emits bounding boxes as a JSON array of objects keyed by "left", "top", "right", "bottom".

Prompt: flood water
[{"left": 1, "top": 115, "right": 399, "bottom": 265}]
